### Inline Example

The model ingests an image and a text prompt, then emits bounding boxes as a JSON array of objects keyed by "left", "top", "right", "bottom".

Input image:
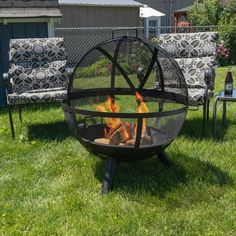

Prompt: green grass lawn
[{"left": 0, "top": 66, "right": 236, "bottom": 235}]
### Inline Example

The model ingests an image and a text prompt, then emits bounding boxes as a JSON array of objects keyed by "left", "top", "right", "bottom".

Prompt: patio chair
[
  {"left": 158, "top": 32, "right": 218, "bottom": 136},
  {"left": 3, "top": 38, "right": 70, "bottom": 138}
]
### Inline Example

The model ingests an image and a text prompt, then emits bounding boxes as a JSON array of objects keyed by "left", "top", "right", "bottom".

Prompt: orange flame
[
  {"left": 135, "top": 91, "right": 148, "bottom": 137},
  {"left": 95, "top": 104, "right": 107, "bottom": 113},
  {"left": 96, "top": 93, "right": 149, "bottom": 140},
  {"left": 135, "top": 91, "right": 148, "bottom": 112},
  {"left": 95, "top": 96, "right": 122, "bottom": 138},
  {"left": 106, "top": 96, "right": 120, "bottom": 113},
  {"left": 135, "top": 91, "right": 143, "bottom": 103}
]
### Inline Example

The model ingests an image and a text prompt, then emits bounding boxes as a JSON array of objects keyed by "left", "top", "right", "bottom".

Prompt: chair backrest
[
  {"left": 158, "top": 32, "right": 218, "bottom": 89},
  {"left": 9, "top": 38, "right": 68, "bottom": 93}
]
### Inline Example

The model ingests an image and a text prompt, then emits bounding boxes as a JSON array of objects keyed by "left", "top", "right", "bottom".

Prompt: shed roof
[
  {"left": 0, "top": 0, "right": 59, "bottom": 8},
  {"left": 0, "top": 7, "right": 62, "bottom": 18},
  {"left": 58, "top": 0, "right": 143, "bottom": 7},
  {"left": 173, "top": 5, "right": 193, "bottom": 13}
]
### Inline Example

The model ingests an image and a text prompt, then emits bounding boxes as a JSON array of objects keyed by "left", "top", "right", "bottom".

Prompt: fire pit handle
[{"left": 111, "top": 28, "right": 138, "bottom": 39}]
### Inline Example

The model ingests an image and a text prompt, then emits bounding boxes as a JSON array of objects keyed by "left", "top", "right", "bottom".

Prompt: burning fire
[
  {"left": 135, "top": 91, "right": 148, "bottom": 137},
  {"left": 95, "top": 93, "right": 150, "bottom": 145},
  {"left": 96, "top": 96, "right": 122, "bottom": 139}
]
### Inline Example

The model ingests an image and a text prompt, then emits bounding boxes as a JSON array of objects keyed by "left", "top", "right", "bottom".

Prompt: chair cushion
[
  {"left": 159, "top": 57, "right": 186, "bottom": 88},
  {"left": 188, "top": 88, "right": 214, "bottom": 106},
  {"left": 9, "top": 60, "right": 68, "bottom": 93},
  {"left": 175, "top": 56, "right": 216, "bottom": 88},
  {"left": 9, "top": 38, "right": 66, "bottom": 63},
  {"left": 158, "top": 32, "right": 218, "bottom": 58},
  {"left": 162, "top": 87, "right": 214, "bottom": 106},
  {"left": 7, "top": 87, "right": 67, "bottom": 105},
  {"left": 158, "top": 56, "right": 216, "bottom": 89}
]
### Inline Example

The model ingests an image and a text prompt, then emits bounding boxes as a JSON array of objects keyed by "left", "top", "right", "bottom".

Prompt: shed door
[{"left": 0, "top": 22, "right": 48, "bottom": 107}]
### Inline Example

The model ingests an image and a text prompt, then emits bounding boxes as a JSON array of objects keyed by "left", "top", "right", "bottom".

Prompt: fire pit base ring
[
  {"left": 102, "top": 150, "right": 172, "bottom": 194},
  {"left": 76, "top": 124, "right": 173, "bottom": 161}
]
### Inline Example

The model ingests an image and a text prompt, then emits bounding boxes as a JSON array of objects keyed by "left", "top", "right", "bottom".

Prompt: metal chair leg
[
  {"left": 202, "top": 101, "right": 207, "bottom": 137},
  {"left": 212, "top": 97, "right": 218, "bottom": 138},
  {"left": 206, "top": 99, "right": 210, "bottom": 121},
  {"left": 18, "top": 106, "right": 22, "bottom": 123},
  {"left": 8, "top": 106, "right": 15, "bottom": 139}
]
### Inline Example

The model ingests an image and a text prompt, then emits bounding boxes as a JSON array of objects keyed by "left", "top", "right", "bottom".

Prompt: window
[
  {"left": 149, "top": 19, "right": 158, "bottom": 38},
  {"left": 144, "top": 17, "right": 161, "bottom": 39}
]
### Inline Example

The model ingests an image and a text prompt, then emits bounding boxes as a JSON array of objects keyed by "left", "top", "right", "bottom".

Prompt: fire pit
[{"left": 62, "top": 36, "right": 188, "bottom": 193}]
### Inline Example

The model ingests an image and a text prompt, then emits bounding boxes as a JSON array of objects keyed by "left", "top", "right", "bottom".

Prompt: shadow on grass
[
  {"left": 94, "top": 153, "right": 233, "bottom": 197},
  {"left": 27, "top": 120, "right": 72, "bottom": 141},
  {"left": 1, "top": 103, "right": 62, "bottom": 113},
  {"left": 0, "top": 107, "right": 8, "bottom": 115},
  {"left": 179, "top": 117, "right": 236, "bottom": 141}
]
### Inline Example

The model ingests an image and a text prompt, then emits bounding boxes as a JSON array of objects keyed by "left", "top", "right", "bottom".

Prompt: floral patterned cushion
[
  {"left": 188, "top": 88, "right": 214, "bottom": 105},
  {"left": 9, "top": 60, "right": 68, "bottom": 93},
  {"left": 158, "top": 32, "right": 218, "bottom": 58},
  {"left": 158, "top": 32, "right": 218, "bottom": 95},
  {"left": 7, "top": 87, "right": 67, "bottom": 105},
  {"left": 157, "top": 57, "right": 185, "bottom": 89},
  {"left": 7, "top": 37, "right": 69, "bottom": 105},
  {"left": 175, "top": 56, "right": 216, "bottom": 88},
  {"left": 9, "top": 38, "right": 66, "bottom": 63},
  {"left": 161, "top": 87, "right": 214, "bottom": 106}
]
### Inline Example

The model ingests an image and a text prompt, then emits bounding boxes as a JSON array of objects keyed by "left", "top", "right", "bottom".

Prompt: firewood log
[
  {"left": 94, "top": 138, "right": 110, "bottom": 144},
  {"left": 109, "top": 122, "right": 132, "bottom": 145}
]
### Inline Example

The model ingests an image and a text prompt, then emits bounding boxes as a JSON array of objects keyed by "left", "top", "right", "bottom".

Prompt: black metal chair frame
[{"left": 3, "top": 69, "right": 72, "bottom": 139}]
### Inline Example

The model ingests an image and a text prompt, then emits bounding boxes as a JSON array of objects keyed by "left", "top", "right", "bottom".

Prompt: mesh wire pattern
[{"left": 62, "top": 36, "right": 188, "bottom": 160}]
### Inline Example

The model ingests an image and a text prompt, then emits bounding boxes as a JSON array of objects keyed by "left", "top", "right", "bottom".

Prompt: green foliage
[
  {"left": 75, "top": 50, "right": 149, "bottom": 78},
  {"left": 218, "top": 1, "right": 236, "bottom": 65},
  {"left": 188, "top": 0, "right": 223, "bottom": 26},
  {"left": 75, "top": 56, "right": 134, "bottom": 78},
  {"left": 76, "top": 57, "right": 110, "bottom": 78},
  {"left": 130, "top": 44, "right": 152, "bottom": 70},
  {"left": 188, "top": 0, "right": 236, "bottom": 65}
]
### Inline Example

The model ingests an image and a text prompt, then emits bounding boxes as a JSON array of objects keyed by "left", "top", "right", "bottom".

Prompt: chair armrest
[
  {"left": 204, "top": 68, "right": 215, "bottom": 90},
  {"left": 3, "top": 73, "right": 11, "bottom": 88}
]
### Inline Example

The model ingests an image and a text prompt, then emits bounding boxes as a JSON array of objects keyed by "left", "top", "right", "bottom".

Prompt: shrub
[
  {"left": 188, "top": 0, "right": 236, "bottom": 65},
  {"left": 75, "top": 55, "right": 146, "bottom": 78},
  {"left": 217, "top": 40, "right": 231, "bottom": 66},
  {"left": 188, "top": 0, "right": 223, "bottom": 26},
  {"left": 75, "top": 56, "right": 110, "bottom": 78},
  {"left": 218, "top": 2, "right": 236, "bottom": 65}
]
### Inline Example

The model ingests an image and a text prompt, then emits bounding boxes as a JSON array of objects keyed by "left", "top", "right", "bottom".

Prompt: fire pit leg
[
  {"left": 102, "top": 158, "right": 117, "bottom": 194},
  {"left": 157, "top": 151, "right": 172, "bottom": 168}
]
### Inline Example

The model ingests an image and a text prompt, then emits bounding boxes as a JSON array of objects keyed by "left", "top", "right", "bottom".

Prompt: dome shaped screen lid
[{"left": 68, "top": 36, "right": 188, "bottom": 105}]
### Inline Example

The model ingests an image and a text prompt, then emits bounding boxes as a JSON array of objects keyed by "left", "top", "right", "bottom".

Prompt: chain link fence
[{"left": 55, "top": 26, "right": 218, "bottom": 67}]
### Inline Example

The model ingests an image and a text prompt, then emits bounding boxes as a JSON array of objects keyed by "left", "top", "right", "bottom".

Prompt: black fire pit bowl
[{"left": 62, "top": 36, "right": 188, "bottom": 193}]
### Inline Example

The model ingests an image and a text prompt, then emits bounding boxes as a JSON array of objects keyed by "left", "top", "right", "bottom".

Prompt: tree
[
  {"left": 188, "top": 0, "right": 223, "bottom": 26},
  {"left": 188, "top": 0, "right": 236, "bottom": 65}
]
